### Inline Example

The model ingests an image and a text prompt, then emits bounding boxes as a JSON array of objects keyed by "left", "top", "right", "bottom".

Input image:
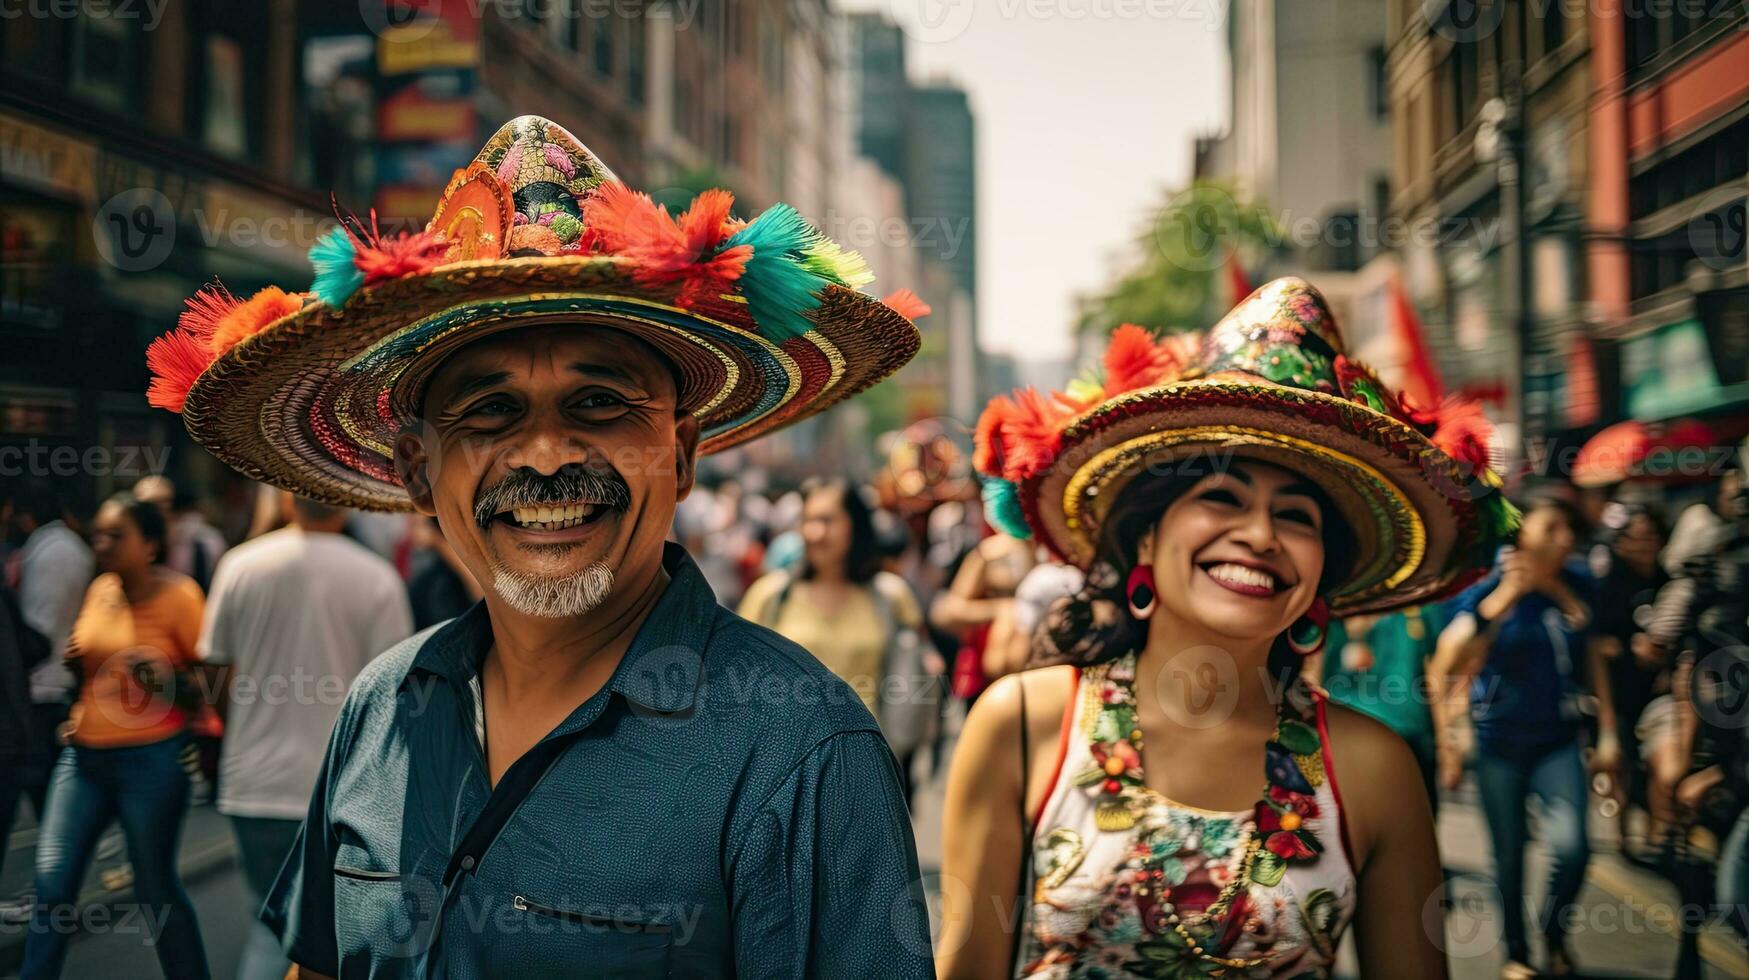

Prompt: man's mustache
[{"left": 473, "top": 463, "right": 632, "bottom": 528}]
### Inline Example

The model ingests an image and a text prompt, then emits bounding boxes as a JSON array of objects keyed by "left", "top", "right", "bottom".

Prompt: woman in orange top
[{"left": 22, "top": 493, "right": 211, "bottom": 980}]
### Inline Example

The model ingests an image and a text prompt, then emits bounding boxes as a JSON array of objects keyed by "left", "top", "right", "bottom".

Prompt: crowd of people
[
  {"left": 2, "top": 430, "right": 1745, "bottom": 978},
  {"left": 2, "top": 110, "right": 1745, "bottom": 980}
]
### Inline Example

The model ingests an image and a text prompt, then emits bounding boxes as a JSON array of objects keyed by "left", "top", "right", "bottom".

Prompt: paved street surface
[{"left": 2, "top": 739, "right": 1744, "bottom": 978}]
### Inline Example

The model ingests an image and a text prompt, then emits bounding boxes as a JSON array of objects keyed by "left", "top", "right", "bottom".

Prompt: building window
[
  {"left": 1540, "top": 0, "right": 1564, "bottom": 57},
  {"left": 1446, "top": 38, "right": 1480, "bottom": 139},
  {"left": 626, "top": 11, "right": 646, "bottom": 104},
  {"left": 1628, "top": 118, "right": 1749, "bottom": 221},
  {"left": 593, "top": 16, "right": 615, "bottom": 77},
  {"left": 68, "top": 12, "right": 143, "bottom": 114},
  {"left": 1367, "top": 45, "right": 1388, "bottom": 119},
  {"left": 1625, "top": 0, "right": 1723, "bottom": 72},
  {"left": 192, "top": 4, "right": 267, "bottom": 160}
]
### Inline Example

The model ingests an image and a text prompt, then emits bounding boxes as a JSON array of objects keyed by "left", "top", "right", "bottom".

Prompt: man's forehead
[{"left": 429, "top": 324, "right": 671, "bottom": 390}]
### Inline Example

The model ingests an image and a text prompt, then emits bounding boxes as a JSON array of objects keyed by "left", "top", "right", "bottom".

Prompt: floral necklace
[{"left": 1070, "top": 652, "right": 1329, "bottom": 976}]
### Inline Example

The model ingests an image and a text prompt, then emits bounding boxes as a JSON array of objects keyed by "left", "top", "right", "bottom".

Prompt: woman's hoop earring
[
  {"left": 1126, "top": 565, "right": 1157, "bottom": 620},
  {"left": 1287, "top": 597, "right": 1330, "bottom": 657}
]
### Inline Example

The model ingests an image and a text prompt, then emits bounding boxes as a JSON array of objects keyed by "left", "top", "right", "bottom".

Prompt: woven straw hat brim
[
  {"left": 181, "top": 256, "right": 918, "bottom": 511},
  {"left": 1024, "top": 379, "right": 1488, "bottom": 616}
]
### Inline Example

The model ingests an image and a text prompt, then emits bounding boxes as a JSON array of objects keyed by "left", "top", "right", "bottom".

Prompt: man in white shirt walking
[{"left": 198, "top": 493, "right": 413, "bottom": 980}]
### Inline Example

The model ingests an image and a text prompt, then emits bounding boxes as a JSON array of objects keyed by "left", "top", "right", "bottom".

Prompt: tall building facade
[
  {"left": 1386, "top": 0, "right": 1594, "bottom": 454},
  {"left": 0, "top": 0, "right": 865, "bottom": 500},
  {"left": 1586, "top": 1, "right": 1748, "bottom": 424},
  {"left": 1196, "top": 0, "right": 1394, "bottom": 353},
  {"left": 842, "top": 14, "right": 981, "bottom": 429}
]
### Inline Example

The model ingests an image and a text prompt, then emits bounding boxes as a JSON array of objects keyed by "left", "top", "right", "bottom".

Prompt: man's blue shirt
[{"left": 262, "top": 543, "right": 934, "bottom": 978}]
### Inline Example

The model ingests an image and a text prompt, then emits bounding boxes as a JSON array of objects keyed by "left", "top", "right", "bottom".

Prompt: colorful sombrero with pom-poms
[
  {"left": 973, "top": 277, "right": 1518, "bottom": 616},
  {"left": 146, "top": 116, "right": 926, "bottom": 511}
]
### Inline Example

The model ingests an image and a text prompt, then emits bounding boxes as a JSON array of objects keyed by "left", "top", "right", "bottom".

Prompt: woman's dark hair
[
  {"left": 798, "top": 477, "right": 882, "bottom": 585},
  {"left": 105, "top": 492, "right": 168, "bottom": 566},
  {"left": 1032, "top": 459, "right": 1356, "bottom": 687}
]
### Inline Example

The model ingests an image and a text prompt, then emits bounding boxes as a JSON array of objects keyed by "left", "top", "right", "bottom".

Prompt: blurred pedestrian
[
  {"left": 22, "top": 493, "right": 210, "bottom": 979},
  {"left": 0, "top": 581, "right": 52, "bottom": 880},
  {"left": 1589, "top": 504, "right": 1672, "bottom": 855},
  {"left": 929, "top": 521, "right": 1035, "bottom": 702},
  {"left": 1432, "top": 495, "right": 1615, "bottom": 979},
  {"left": 1657, "top": 453, "right": 1749, "bottom": 948},
  {"left": 406, "top": 516, "right": 482, "bottom": 630},
  {"left": 135, "top": 475, "right": 227, "bottom": 592},
  {"left": 942, "top": 286, "right": 1486, "bottom": 977},
  {"left": 197, "top": 493, "right": 413, "bottom": 980},
  {"left": 0, "top": 479, "right": 93, "bottom": 922},
  {"left": 983, "top": 556, "right": 1081, "bottom": 682},
  {"left": 1319, "top": 605, "right": 1446, "bottom": 810},
  {"left": 740, "top": 478, "right": 944, "bottom": 795}
]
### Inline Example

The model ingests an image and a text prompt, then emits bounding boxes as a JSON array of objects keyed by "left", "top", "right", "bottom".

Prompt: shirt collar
[{"left": 404, "top": 541, "right": 712, "bottom": 716}]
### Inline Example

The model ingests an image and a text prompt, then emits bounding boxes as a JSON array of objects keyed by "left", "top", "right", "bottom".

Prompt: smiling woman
[{"left": 937, "top": 278, "right": 1519, "bottom": 980}]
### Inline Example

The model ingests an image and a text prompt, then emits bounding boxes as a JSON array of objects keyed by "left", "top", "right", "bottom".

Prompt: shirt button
[{"left": 460, "top": 855, "right": 476, "bottom": 871}]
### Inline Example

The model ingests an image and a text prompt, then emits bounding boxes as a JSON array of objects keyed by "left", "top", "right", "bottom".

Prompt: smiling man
[{"left": 145, "top": 118, "right": 930, "bottom": 978}]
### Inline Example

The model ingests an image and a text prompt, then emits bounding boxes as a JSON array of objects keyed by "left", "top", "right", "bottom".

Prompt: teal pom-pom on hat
[
  {"left": 309, "top": 227, "right": 364, "bottom": 308},
  {"left": 981, "top": 477, "right": 1033, "bottom": 540},
  {"left": 723, "top": 204, "right": 832, "bottom": 342}
]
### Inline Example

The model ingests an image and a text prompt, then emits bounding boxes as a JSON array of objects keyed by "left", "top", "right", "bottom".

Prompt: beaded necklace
[{"left": 1069, "top": 652, "right": 1329, "bottom": 976}]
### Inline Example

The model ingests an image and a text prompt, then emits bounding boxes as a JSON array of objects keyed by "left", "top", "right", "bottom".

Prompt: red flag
[
  {"left": 1389, "top": 274, "right": 1443, "bottom": 412},
  {"left": 1225, "top": 250, "right": 1252, "bottom": 307}
]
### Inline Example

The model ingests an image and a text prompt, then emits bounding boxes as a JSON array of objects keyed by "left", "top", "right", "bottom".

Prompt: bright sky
[{"left": 841, "top": 0, "right": 1228, "bottom": 360}]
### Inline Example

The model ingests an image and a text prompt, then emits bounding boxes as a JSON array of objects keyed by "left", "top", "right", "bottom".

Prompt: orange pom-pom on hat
[
  {"left": 881, "top": 289, "right": 932, "bottom": 321},
  {"left": 1103, "top": 323, "right": 1186, "bottom": 396},
  {"left": 208, "top": 287, "right": 303, "bottom": 357}
]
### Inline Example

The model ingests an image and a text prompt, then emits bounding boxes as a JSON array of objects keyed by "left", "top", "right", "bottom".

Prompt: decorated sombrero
[
  {"left": 974, "top": 277, "right": 1518, "bottom": 615},
  {"left": 146, "top": 116, "right": 926, "bottom": 510}
]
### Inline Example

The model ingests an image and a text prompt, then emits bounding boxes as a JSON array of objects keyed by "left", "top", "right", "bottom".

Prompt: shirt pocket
[
  {"left": 497, "top": 890, "right": 673, "bottom": 978},
  {"left": 331, "top": 842, "right": 442, "bottom": 966}
]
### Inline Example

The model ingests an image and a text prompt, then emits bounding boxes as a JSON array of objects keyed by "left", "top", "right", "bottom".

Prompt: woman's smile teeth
[
  {"left": 1204, "top": 562, "right": 1278, "bottom": 592},
  {"left": 502, "top": 502, "right": 601, "bottom": 530}
]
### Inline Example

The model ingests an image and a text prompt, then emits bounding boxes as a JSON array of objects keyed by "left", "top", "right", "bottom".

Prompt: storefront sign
[{"left": 1622, "top": 319, "right": 1724, "bottom": 419}]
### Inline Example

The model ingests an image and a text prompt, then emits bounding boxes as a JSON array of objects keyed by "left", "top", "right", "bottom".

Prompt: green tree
[{"left": 1076, "top": 180, "right": 1282, "bottom": 337}]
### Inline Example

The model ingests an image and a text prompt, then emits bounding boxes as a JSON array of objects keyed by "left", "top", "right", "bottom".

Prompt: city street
[{"left": 5, "top": 741, "right": 1743, "bottom": 978}]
